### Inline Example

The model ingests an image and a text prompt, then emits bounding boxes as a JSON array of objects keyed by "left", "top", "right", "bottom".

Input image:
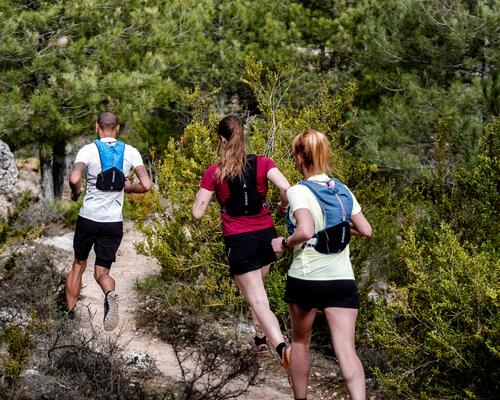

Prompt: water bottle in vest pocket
[{"left": 94, "top": 140, "right": 126, "bottom": 191}]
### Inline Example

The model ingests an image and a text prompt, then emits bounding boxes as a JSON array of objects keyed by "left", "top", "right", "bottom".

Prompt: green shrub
[
  {"left": 1, "top": 325, "right": 34, "bottom": 385},
  {"left": 371, "top": 222, "right": 499, "bottom": 398},
  {"left": 0, "top": 244, "right": 66, "bottom": 319},
  {"left": 52, "top": 197, "right": 83, "bottom": 227},
  {"left": 139, "top": 57, "right": 357, "bottom": 317},
  {"left": 368, "top": 119, "right": 500, "bottom": 398}
]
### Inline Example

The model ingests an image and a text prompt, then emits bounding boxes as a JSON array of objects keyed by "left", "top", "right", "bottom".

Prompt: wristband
[{"left": 282, "top": 238, "right": 291, "bottom": 251}]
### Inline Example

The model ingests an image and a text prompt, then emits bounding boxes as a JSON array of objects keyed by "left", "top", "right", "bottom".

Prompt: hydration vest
[
  {"left": 94, "top": 139, "right": 126, "bottom": 192},
  {"left": 222, "top": 155, "right": 264, "bottom": 217},
  {"left": 287, "top": 178, "right": 353, "bottom": 254}
]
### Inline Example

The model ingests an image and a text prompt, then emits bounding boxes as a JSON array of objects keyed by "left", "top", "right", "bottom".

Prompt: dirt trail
[{"left": 42, "top": 221, "right": 292, "bottom": 399}]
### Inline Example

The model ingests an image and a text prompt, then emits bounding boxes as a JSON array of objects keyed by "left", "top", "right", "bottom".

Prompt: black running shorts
[
  {"left": 223, "top": 227, "right": 277, "bottom": 276},
  {"left": 73, "top": 216, "right": 123, "bottom": 269},
  {"left": 284, "top": 276, "right": 360, "bottom": 309}
]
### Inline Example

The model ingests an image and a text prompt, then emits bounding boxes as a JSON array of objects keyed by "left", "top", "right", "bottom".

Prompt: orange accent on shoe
[{"left": 280, "top": 345, "right": 291, "bottom": 370}]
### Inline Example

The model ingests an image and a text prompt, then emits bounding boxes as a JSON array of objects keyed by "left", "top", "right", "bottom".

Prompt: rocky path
[{"left": 42, "top": 221, "right": 293, "bottom": 399}]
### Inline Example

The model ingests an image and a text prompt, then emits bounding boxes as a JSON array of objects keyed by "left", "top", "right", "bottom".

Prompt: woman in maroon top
[{"left": 193, "top": 115, "right": 291, "bottom": 366}]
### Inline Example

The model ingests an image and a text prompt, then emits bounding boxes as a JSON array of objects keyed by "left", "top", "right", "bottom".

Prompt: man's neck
[{"left": 99, "top": 133, "right": 116, "bottom": 140}]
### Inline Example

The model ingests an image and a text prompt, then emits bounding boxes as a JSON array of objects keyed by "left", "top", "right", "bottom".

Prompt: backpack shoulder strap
[
  {"left": 297, "top": 180, "right": 327, "bottom": 231},
  {"left": 114, "top": 141, "right": 126, "bottom": 171},
  {"left": 330, "top": 178, "right": 353, "bottom": 219},
  {"left": 94, "top": 140, "right": 104, "bottom": 170},
  {"left": 246, "top": 154, "right": 257, "bottom": 172},
  {"left": 241, "top": 154, "right": 257, "bottom": 186}
]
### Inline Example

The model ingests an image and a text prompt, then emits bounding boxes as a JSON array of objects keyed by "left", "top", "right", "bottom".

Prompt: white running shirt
[
  {"left": 74, "top": 137, "right": 144, "bottom": 222},
  {"left": 287, "top": 174, "right": 361, "bottom": 281}
]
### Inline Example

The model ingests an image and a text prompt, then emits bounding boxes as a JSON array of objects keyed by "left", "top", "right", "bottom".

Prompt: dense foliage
[{"left": 369, "top": 118, "right": 499, "bottom": 398}]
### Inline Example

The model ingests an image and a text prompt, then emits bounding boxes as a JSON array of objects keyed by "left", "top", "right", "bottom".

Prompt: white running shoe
[{"left": 103, "top": 291, "right": 119, "bottom": 331}]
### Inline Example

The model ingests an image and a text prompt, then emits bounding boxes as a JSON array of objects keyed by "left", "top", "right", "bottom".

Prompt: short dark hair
[{"left": 97, "top": 112, "right": 119, "bottom": 130}]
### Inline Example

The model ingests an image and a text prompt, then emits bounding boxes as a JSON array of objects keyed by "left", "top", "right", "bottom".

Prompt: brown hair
[
  {"left": 216, "top": 115, "right": 246, "bottom": 181},
  {"left": 292, "top": 129, "right": 331, "bottom": 175},
  {"left": 97, "top": 112, "right": 119, "bottom": 130}
]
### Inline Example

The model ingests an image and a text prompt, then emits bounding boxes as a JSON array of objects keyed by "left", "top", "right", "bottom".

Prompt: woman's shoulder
[
  {"left": 288, "top": 183, "right": 314, "bottom": 197},
  {"left": 201, "top": 163, "right": 220, "bottom": 184},
  {"left": 255, "top": 155, "right": 275, "bottom": 163},
  {"left": 287, "top": 184, "right": 320, "bottom": 212},
  {"left": 204, "top": 162, "right": 219, "bottom": 173},
  {"left": 255, "top": 155, "right": 277, "bottom": 171}
]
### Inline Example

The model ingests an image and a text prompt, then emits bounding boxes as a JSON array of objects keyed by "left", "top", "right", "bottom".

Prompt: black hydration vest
[{"left": 222, "top": 155, "right": 264, "bottom": 217}]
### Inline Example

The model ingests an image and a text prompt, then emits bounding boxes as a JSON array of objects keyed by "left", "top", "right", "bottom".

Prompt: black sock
[
  {"left": 254, "top": 336, "right": 267, "bottom": 346},
  {"left": 276, "top": 342, "right": 287, "bottom": 358}
]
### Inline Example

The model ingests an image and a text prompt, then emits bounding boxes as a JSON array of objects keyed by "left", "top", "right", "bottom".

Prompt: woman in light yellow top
[{"left": 272, "top": 129, "right": 372, "bottom": 400}]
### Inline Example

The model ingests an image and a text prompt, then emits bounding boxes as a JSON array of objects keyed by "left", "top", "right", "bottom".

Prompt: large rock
[
  {"left": 16, "top": 157, "right": 42, "bottom": 200},
  {"left": 0, "top": 140, "right": 19, "bottom": 218}
]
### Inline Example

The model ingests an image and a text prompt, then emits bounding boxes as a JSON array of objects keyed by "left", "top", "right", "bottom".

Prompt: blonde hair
[
  {"left": 292, "top": 129, "right": 331, "bottom": 175},
  {"left": 216, "top": 115, "right": 246, "bottom": 181}
]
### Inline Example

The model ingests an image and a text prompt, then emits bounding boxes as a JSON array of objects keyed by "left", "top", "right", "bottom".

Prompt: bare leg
[
  {"left": 289, "top": 303, "right": 317, "bottom": 399},
  {"left": 94, "top": 265, "right": 115, "bottom": 294},
  {"left": 325, "top": 307, "right": 366, "bottom": 400},
  {"left": 65, "top": 258, "right": 87, "bottom": 310},
  {"left": 250, "top": 265, "right": 270, "bottom": 339},
  {"left": 233, "top": 268, "right": 285, "bottom": 349}
]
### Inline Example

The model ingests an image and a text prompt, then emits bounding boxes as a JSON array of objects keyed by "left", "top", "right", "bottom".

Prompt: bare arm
[
  {"left": 350, "top": 211, "right": 372, "bottom": 237},
  {"left": 272, "top": 208, "right": 315, "bottom": 253},
  {"left": 267, "top": 167, "right": 291, "bottom": 211},
  {"left": 69, "top": 162, "right": 86, "bottom": 201},
  {"left": 192, "top": 188, "right": 213, "bottom": 219},
  {"left": 125, "top": 165, "right": 151, "bottom": 194}
]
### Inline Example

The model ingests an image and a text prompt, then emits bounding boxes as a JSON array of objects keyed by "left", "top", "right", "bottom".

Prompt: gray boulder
[{"left": 0, "top": 140, "right": 19, "bottom": 218}]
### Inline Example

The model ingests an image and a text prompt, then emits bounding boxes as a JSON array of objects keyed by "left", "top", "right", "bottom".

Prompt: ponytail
[
  {"left": 216, "top": 115, "right": 246, "bottom": 181},
  {"left": 292, "top": 129, "right": 331, "bottom": 175}
]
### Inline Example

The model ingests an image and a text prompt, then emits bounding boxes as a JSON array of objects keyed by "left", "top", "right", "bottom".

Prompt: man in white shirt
[{"left": 66, "top": 112, "right": 151, "bottom": 330}]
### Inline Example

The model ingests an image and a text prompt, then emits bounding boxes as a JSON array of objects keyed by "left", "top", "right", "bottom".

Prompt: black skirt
[{"left": 284, "top": 276, "right": 360, "bottom": 310}]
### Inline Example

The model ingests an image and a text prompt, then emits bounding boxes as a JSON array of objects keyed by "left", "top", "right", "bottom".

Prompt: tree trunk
[
  {"left": 52, "top": 140, "right": 66, "bottom": 200},
  {"left": 40, "top": 146, "right": 54, "bottom": 202}
]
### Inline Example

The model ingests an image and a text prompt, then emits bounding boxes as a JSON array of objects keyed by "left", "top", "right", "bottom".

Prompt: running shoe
[
  {"left": 103, "top": 291, "right": 119, "bottom": 331},
  {"left": 64, "top": 309, "right": 76, "bottom": 320},
  {"left": 280, "top": 345, "right": 291, "bottom": 370},
  {"left": 252, "top": 343, "right": 270, "bottom": 355},
  {"left": 281, "top": 345, "right": 293, "bottom": 389}
]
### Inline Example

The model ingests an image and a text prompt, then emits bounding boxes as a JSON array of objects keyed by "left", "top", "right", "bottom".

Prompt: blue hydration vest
[
  {"left": 94, "top": 140, "right": 126, "bottom": 191},
  {"left": 287, "top": 178, "right": 353, "bottom": 254}
]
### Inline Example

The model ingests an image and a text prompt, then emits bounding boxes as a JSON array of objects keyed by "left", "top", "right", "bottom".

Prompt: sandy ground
[{"left": 42, "top": 221, "right": 293, "bottom": 399}]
